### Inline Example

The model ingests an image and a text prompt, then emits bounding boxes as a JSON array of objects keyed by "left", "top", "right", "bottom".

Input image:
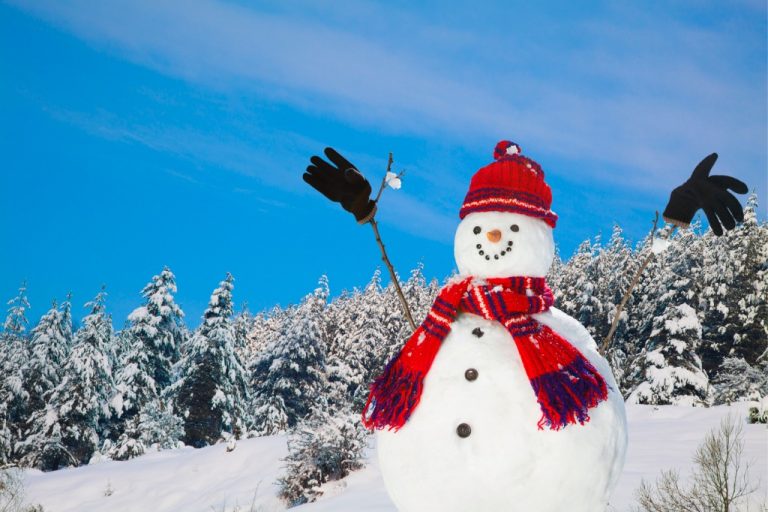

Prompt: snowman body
[{"left": 376, "top": 212, "right": 627, "bottom": 512}]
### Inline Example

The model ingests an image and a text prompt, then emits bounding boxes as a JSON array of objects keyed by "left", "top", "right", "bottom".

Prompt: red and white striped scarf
[{"left": 362, "top": 276, "right": 608, "bottom": 431}]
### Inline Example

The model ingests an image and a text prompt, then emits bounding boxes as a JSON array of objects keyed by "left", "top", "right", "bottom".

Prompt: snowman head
[
  {"left": 454, "top": 211, "right": 554, "bottom": 277},
  {"left": 455, "top": 140, "right": 558, "bottom": 278}
]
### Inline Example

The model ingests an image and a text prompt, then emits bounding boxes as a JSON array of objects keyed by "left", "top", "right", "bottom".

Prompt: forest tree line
[{"left": 0, "top": 194, "right": 764, "bottom": 504}]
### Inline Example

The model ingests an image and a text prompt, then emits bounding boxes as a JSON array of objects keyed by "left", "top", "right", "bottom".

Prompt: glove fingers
[
  {"left": 691, "top": 153, "right": 718, "bottom": 180},
  {"left": 702, "top": 206, "right": 724, "bottom": 236},
  {"left": 305, "top": 165, "right": 330, "bottom": 187},
  {"left": 324, "top": 147, "right": 356, "bottom": 173},
  {"left": 310, "top": 155, "right": 337, "bottom": 174},
  {"left": 717, "top": 190, "right": 745, "bottom": 223},
  {"left": 713, "top": 201, "right": 736, "bottom": 231},
  {"left": 303, "top": 172, "right": 337, "bottom": 201},
  {"left": 709, "top": 175, "right": 748, "bottom": 194}
]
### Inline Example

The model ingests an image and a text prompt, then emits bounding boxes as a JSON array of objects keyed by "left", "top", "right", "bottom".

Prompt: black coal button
[{"left": 457, "top": 423, "right": 471, "bottom": 438}]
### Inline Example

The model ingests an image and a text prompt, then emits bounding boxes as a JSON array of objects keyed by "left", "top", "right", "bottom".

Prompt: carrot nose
[{"left": 486, "top": 229, "right": 502, "bottom": 243}]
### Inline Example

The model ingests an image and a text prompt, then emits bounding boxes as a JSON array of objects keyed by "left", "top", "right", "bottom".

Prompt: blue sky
[{"left": 1, "top": 0, "right": 766, "bottom": 328}]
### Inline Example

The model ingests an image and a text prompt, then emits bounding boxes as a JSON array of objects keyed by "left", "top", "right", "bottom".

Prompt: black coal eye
[
  {"left": 473, "top": 226, "right": 481, "bottom": 235},
  {"left": 510, "top": 224, "right": 519, "bottom": 232}
]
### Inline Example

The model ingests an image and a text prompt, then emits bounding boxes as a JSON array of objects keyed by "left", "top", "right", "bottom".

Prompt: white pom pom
[
  {"left": 506, "top": 144, "right": 521, "bottom": 156},
  {"left": 385, "top": 171, "right": 402, "bottom": 190}
]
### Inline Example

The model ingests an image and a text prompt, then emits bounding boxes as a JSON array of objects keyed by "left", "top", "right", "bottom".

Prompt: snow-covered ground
[{"left": 21, "top": 403, "right": 767, "bottom": 512}]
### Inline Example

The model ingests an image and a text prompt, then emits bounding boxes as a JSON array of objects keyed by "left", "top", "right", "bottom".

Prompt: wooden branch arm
[
  {"left": 369, "top": 218, "right": 417, "bottom": 331},
  {"left": 599, "top": 211, "right": 668, "bottom": 355}
]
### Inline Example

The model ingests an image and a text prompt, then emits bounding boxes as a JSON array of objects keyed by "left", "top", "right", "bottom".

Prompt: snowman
[{"left": 362, "top": 141, "right": 627, "bottom": 512}]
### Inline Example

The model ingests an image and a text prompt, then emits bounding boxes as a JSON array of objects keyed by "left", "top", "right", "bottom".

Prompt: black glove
[
  {"left": 662, "top": 153, "right": 748, "bottom": 236},
  {"left": 303, "top": 147, "right": 377, "bottom": 224}
]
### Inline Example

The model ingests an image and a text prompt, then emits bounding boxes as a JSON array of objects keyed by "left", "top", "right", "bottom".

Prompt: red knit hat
[{"left": 459, "top": 140, "right": 558, "bottom": 228}]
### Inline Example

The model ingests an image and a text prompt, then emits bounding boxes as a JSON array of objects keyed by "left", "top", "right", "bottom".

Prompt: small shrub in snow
[
  {"left": 747, "top": 397, "right": 767, "bottom": 424},
  {"left": 634, "top": 415, "right": 757, "bottom": 511},
  {"left": 278, "top": 409, "right": 369, "bottom": 507},
  {"left": 0, "top": 467, "right": 44, "bottom": 512},
  {"left": 711, "top": 357, "right": 767, "bottom": 405},
  {"left": 106, "top": 399, "right": 184, "bottom": 460},
  {"left": 104, "top": 431, "right": 144, "bottom": 462}
]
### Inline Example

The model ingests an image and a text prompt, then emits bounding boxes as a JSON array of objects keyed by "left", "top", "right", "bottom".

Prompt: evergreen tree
[
  {"left": 327, "top": 273, "right": 388, "bottom": 410},
  {"left": 19, "top": 289, "right": 114, "bottom": 470},
  {"left": 0, "top": 283, "right": 33, "bottom": 463},
  {"left": 170, "top": 274, "right": 249, "bottom": 447},
  {"left": 233, "top": 303, "right": 253, "bottom": 360},
  {"left": 628, "top": 229, "right": 710, "bottom": 405},
  {"left": 136, "top": 398, "right": 184, "bottom": 452},
  {"left": 108, "top": 328, "right": 159, "bottom": 456},
  {"left": 711, "top": 357, "right": 767, "bottom": 404},
  {"left": 595, "top": 225, "right": 637, "bottom": 346},
  {"left": 0, "top": 403, "right": 11, "bottom": 465},
  {"left": 106, "top": 398, "right": 184, "bottom": 460},
  {"left": 22, "top": 300, "right": 69, "bottom": 414},
  {"left": 251, "top": 277, "right": 330, "bottom": 435},
  {"left": 247, "top": 306, "right": 289, "bottom": 357},
  {"left": 59, "top": 292, "right": 74, "bottom": 349},
  {"left": 126, "top": 267, "right": 185, "bottom": 391},
  {"left": 699, "top": 194, "right": 768, "bottom": 375},
  {"left": 553, "top": 238, "right": 597, "bottom": 327},
  {"left": 3, "top": 282, "right": 30, "bottom": 337}
]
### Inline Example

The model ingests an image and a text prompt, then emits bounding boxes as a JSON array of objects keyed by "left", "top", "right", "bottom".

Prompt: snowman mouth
[{"left": 476, "top": 240, "right": 513, "bottom": 261}]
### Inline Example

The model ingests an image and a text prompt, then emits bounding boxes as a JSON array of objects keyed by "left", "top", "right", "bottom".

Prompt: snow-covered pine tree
[
  {"left": 233, "top": 303, "right": 252, "bottom": 359},
  {"left": 326, "top": 272, "right": 388, "bottom": 411},
  {"left": 398, "top": 264, "right": 439, "bottom": 339},
  {"left": 380, "top": 271, "right": 411, "bottom": 361},
  {"left": 711, "top": 357, "right": 767, "bottom": 404},
  {"left": 170, "top": 273, "right": 249, "bottom": 447},
  {"left": 127, "top": 267, "right": 185, "bottom": 391},
  {"left": 135, "top": 398, "right": 184, "bottom": 452},
  {"left": 22, "top": 300, "right": 69, "bottom": 415},
  {"left": 247, "top": 305, "right": 290, "bottom": 358},
  {"left": 698, "top": 194, "right": 768, "bottom": 381},
  {"left": 545, "top": 246, "right": 564, "bottom": 291},
  {"left": 108, "top": 327, "right": 159, "bottom": 459},
  {"left": 3, "top": 282, "right": 30, "bottom": 338},
  {"left": 552, "top": 238, "right": 599, "bottom": 330},
  {"left": 278, "top": 406, "right": 369, "bottom": 507},
  {"left": 59, "top": 293, "right": 74, "bottom": 349},
  {"left": 0, "top": 283, "right": 33, "bottom": 463},
  {"left": 106, "top": 397, "right": 184, "bottom": 460},
  {"left": 18, "top": 289, "right": 114, "bottom": 470},
  {"left": 628, "top": 228, "right": 710, "bottom": 406},
  {"left": 251, "top": 277, "right": 330, "bottom": 435},
  {"left": 595, "top": 225, "right": 637, "bottom": 348},
  {"left": 0, "top": 404, "right": 11, "bottom": 465}
]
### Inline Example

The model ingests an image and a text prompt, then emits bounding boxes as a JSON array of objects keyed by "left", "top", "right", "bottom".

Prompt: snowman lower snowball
[{"left": 362, "top": 141, "right": 627, "bottom": 512}]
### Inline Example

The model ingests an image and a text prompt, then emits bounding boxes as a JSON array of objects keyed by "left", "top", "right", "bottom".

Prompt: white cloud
[{"left": 10, "top": 0, "right": 765, "bottom": 209}]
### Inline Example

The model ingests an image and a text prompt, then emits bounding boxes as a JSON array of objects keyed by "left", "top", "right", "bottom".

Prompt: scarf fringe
[
  {"left": 516, "top": 326, "right": 609, "bottom": 430},
  {"left": 362, "top": 356, "right": 424, "bottom": 431},
  {"left": 531, "top": 355, "right": 609, "bottom": 430}
]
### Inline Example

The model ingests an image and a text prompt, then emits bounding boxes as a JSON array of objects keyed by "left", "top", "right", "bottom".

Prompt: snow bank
[
  {"left": 23, "top": 404, "right": 767, "bottom": 512},
  {"left": 23, "top": 436, "right": 289, "bottom": 512}
]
